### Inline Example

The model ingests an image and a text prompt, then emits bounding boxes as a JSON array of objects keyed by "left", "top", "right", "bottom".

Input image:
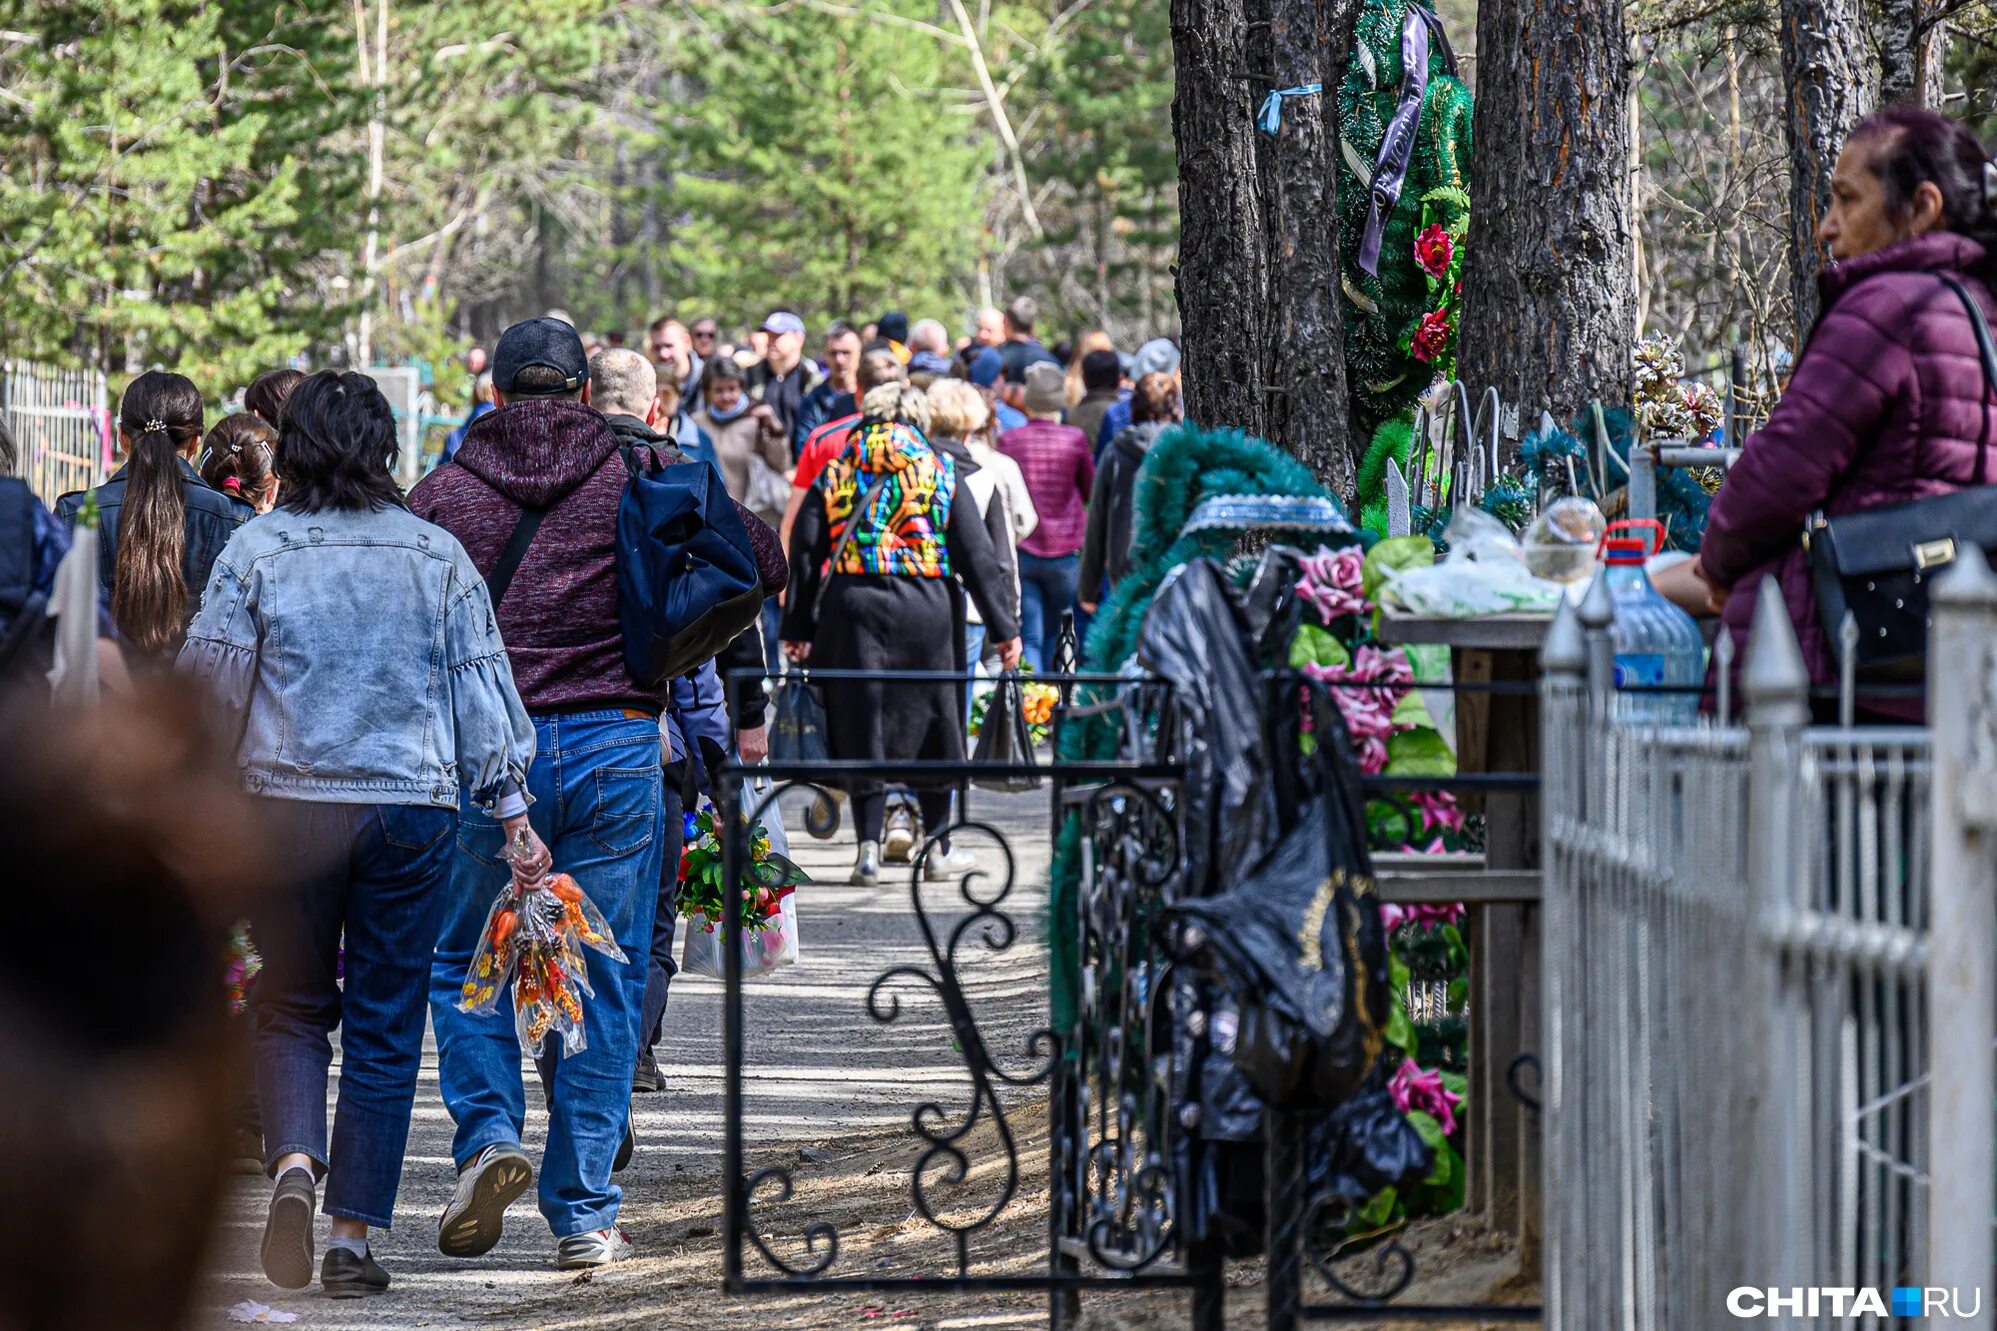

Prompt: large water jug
[{"left": 1596, "top": 519, "right": 1704, "bottom": 723}]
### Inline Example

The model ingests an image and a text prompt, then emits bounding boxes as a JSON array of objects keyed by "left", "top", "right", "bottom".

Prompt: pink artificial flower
[
  {"left": 1410, "top": 309, "right": 1452, "bottom": 364},
  {"left": 1381, "top": 900, "right": 1467, "bottom": 933},
  {"left": 1413, "top": 223, "right": 1454, "bottom": 279},
  {"left": 1389, "top": 1058, "right": 1462, "bottom": 1137},
  {"left": 1295, "top": 544, "right": 1368, "bottom": 624},
  {"left": 1410, "top": 790, "right": 1465, "bottom": 834},
  {"left": 1302, "top": 644, "right": 1418, "bottom": 776}
]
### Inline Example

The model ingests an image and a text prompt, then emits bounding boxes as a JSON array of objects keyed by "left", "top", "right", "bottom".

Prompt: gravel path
[{"left": 197, "top": 782, "right": 1065, "bottom": 1331}]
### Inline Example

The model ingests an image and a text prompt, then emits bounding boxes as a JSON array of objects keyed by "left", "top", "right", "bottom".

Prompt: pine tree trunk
[
  {"left": 1879, "top": 0, "right": 1919, "bottom": 106},
  {"left": 1880, "top": 0, "right": 1948, "bottom": 108},
  {"left": 1777, "top": 0, "right": 1872, "bottom": 344},
  {"left": 1171, "top": 0, "right": 1269, "bottom": 437},
  {"left": 1258, "top": 0, "right": 1363, "bottom": 498},
  {"left": 1457, "top": 0, "right": 1634, "bottom": 430},
  {"left": 1876, "top": 0, "right": 1948, "bottom": 107}
]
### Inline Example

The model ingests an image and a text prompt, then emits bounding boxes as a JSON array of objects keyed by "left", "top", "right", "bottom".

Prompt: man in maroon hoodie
[{"left": 410, "top": 317, "right": 670, "bottom": 1270}]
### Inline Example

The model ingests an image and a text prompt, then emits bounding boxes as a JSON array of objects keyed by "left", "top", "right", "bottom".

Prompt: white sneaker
[
  {"left": 438, "top": 1143, "right": 533, "bottom": 1258},
  {"left": 882, "top": 804, "right": 918, "bottom": 863},
  {"left": 556, "top": 1227, "right": 634, "bottom": 1269},
  {"left": 923, "top": 845, "right": 978, "bottom": 881},
  {"left": 850, "top": 839, "right": 881, "bottom": 886}
]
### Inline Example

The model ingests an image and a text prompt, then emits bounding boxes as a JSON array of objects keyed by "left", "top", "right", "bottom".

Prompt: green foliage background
[{"left": 0, "top": 0, "right": 1181, "bottom": 405}]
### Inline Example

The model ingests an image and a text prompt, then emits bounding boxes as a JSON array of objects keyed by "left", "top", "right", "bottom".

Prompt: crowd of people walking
[{"left": 0, "top": 294, "right": 1182, "bottom": 1301}]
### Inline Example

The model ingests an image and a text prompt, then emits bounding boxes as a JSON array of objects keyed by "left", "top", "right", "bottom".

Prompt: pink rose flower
[
  {"left": 1410, "top": 790, "right": 1465, "bottom": 834},
  {"left": 1302, "top": 644, "right": 1419, "bottom": 776},
  {"left": 1389, "top": 1057, "right": 1462, "bottom": 1136},
  {"left": 1414, "top": 223, "right": 1454, "bottom": 279},
  {"left": 1296, "top": 544, "right": 1368, "bottom": 623},
  {"left": 1410, "top": 308, "right": 1452, "bottom": 364}
]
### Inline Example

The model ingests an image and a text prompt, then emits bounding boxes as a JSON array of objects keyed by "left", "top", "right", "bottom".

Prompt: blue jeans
[
  {"left": 963, "top": 623, "right": 987, "bottom": 723},
  {"left": 1016, "top": 551, "right": 1079, "bottom": 673},
  {"left": 252, "top": 801, "right": 456, "bottom": 1228},
  {"left": 639, "top": 775, "right": 688, "bottom": 1053},
  {"left": 430, "top": 710, "right": 664, "bottom": 1238}
]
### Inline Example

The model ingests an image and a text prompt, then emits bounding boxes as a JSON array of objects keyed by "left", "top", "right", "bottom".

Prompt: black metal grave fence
[{"left": 716, "top": 666, "right": 1543, "bottom": 1328}]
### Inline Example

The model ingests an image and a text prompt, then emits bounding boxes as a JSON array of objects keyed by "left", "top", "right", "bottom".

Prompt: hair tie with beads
[{"left": 144, "top": 418, "right": 166, "bottom": 433}]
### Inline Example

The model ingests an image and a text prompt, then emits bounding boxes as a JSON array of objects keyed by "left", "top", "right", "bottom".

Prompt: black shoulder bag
[{"left": 1806, "top": 273, "right": 1997, "bottom": 681}]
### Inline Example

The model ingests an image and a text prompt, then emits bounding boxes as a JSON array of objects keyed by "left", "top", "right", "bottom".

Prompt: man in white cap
[{"left": 747, "top": 310, "right": 825, "bottom": 442}]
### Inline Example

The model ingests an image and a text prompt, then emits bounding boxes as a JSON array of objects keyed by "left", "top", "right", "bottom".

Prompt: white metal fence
[
  {"left": 1541, "top": 562, "right": 1997, "bottom": 1328},
  {"left": 2, "top": 360, "right": 108, "bottom": 503}
]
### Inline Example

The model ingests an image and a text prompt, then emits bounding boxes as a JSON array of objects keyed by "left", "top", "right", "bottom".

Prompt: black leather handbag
[{"left": 1806, "top": 273, "right": 1997, "bottom": 681}]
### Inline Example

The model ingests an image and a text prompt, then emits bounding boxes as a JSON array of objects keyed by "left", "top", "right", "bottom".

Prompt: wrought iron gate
[{"left": 716, "top": 666, "right": 1543, "bottom": 1327}]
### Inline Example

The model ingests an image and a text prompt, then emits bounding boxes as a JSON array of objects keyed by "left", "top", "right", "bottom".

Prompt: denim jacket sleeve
[
  {"left": 443, "top": 560, "right": 536, "bottom": 816},
  {"left": 176, "top": 552, "right": 259, "bottom": 753}
]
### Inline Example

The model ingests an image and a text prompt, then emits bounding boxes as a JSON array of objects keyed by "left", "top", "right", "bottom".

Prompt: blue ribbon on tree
[{"left": 1256, "top": 83, "right": 1322, "bottom": 136}]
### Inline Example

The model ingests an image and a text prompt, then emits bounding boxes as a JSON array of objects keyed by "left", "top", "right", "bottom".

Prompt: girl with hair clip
[
  {"left": 200, "top": 413, "right": 281, "bottom": 515},
  {"left": 54, "top": 371, "right": 251, "bottom": 658}
]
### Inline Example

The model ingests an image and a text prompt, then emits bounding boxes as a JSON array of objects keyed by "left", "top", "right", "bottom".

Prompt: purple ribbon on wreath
[{"left": 1356, "top": 5, "right": 1458, "bottom": 277}]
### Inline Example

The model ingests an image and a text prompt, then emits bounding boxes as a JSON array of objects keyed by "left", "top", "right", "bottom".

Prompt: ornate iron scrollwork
[
  {"left": 1072, "top": 782, "right": 1185, "bottom": 1274},
  {"left": 866, "top": 821, "right": 1060, "bottom": 1271},
  {"left": 1303, "top": 1196, "right": 1419, "bottom": 1304}
]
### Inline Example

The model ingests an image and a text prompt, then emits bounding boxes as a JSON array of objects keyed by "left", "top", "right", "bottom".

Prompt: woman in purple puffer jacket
[{"left": 1679, "top": 109, "right": 1997, "bottom": 695}]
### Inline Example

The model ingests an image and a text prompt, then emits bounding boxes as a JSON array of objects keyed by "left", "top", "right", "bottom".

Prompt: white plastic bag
[
  {"left": 680, "top": 892, "right": 799, "bottom": 980},
  {"left": 1380, "top": 509, "right": 1566, "bottom": 617}
]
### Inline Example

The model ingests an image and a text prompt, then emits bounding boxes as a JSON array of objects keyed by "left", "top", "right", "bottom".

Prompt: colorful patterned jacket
[{"left": 820, "top": 419, "right": 955, "bottom": 578}]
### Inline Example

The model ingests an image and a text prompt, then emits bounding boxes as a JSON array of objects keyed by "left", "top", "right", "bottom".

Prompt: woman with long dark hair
[
  {"left": 1674, "top": 109, "right": 1997, "bottom": 702},
  {"left": 180, "top": 370, "right": 545, "bottom": 1299},
  {"left": 54, "top": 371, "right": 251, "bottom": 657}
]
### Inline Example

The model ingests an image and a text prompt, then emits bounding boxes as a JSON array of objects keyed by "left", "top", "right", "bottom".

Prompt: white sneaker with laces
[{"left": 556, "top": 1227, "right": 634, "bottom": 1269}]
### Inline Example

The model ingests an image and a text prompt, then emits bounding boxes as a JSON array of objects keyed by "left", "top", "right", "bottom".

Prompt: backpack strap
[
  {"left": 1939, "top": 273, "right": 1997, "bottom": 486},
  {"left": 484, "top": 505, "right": 547, "bottom": 607}
]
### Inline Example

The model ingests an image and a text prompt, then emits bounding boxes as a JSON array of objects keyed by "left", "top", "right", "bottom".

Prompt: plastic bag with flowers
[
  {"left": 968, "top": 673, "right": 1058, "bottom": 747},
  {"left": 678, "top": 791, "right": 811, "bottom": 980},
  {"left": 457, "top": 868, "right": 628, "bottom": 1058}
]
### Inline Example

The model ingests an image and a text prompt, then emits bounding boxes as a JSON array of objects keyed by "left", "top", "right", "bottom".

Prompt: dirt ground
[{"left": 195, "top": 784, "right": 1535, "bottom": 1331}]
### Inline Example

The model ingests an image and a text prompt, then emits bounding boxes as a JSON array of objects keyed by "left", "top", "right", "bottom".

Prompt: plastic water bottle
[{"left": 1597, "top": 519, "right": 1704, "bottom": 723}]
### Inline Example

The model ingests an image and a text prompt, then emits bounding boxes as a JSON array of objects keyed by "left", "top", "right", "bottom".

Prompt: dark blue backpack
[{"left": 615, "top": 444, "right": 763, "bottom": 686}]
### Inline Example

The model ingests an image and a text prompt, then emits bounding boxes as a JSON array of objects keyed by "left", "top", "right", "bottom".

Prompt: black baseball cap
[{"left": 492, "top": 316, "right": 589, "bottom": 396}]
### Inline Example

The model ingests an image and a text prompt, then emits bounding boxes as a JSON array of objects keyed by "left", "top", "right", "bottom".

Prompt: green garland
[{"left": 1336, "top": 1, "right": 1474, "bottom": 439}]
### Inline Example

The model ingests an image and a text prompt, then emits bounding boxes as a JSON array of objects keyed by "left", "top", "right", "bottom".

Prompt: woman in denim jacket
[{"left": 180, "top": 372, "right": 544, "bottom": 1299}]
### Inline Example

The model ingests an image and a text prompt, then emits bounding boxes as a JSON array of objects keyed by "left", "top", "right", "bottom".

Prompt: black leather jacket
[{"left": 54, "top": 457, "right": 254, "bottom": 627}]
